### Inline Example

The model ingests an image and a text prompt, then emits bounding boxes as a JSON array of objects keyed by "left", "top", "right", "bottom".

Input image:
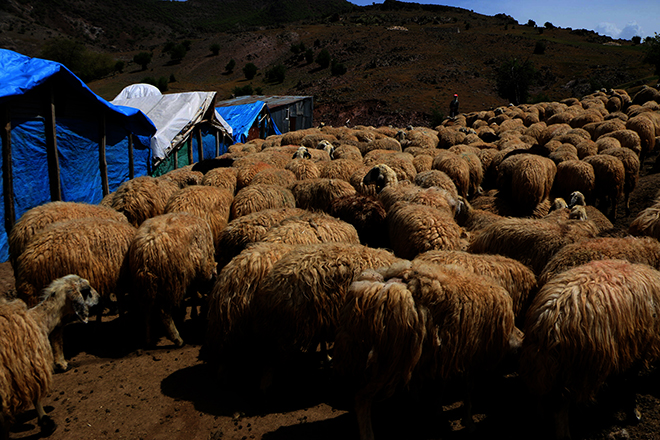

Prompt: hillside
[{"left": 0, "top": 0, "right": 656, "bottom": 127}]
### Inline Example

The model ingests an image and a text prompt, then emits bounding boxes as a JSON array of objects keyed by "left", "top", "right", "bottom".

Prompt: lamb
[
  {"left": 539, "top": 235, "right": 660, "bottom": 286},
  {"left": 334, "top": 259, "right": 519, "bottom": 440},
  {"left": 520, "top": 259, "right": 660, "bottom": 440},
  {"left": 0, "top": 275, "right": 99, "bottom": 438},
  {"left": 386, "top": 201, "right": 464, "bottom": 260},
  {"left": 14, "top": 217, "right": 137, "bottom": 371},
  {"left": 127, "top": 212, "right": 217, "bottom": 347},
  {"left": 101, "top": 175, "right": 180, "bottom": 227},
  {"left": 230, "top": 183, "right": 296, "bottom": 219},
  {"left": 8, "top": 201, "right": 128, "bottom": 271},
  {"left": 467, "top": 215, "right": 599, "bottom": 275}
]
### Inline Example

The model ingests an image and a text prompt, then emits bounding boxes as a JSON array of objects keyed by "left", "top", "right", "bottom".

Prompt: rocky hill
[{"left": 0, "top": 0, "right": 656, "bottom": 127}]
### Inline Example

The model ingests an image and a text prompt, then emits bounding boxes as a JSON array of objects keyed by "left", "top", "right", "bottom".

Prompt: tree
[
  {"left": 632, "top": 36, "right": 641, "bottom": 45},
  {"left": 643, "top": 33, "right": 660, "bottom": 76},
  {"left": 133, "top": 52, "right": 152, "bottom": 71},
  {"left": 496, "top": 58, "right": 536, "bottom": 105},
  {"left": 225, "top": 58, "right": 236, "bottom": 73},
  {"left": 168, "top": 44, "right": 187, "bottom": 64},
  {"left": 265, "top": 64, "right": 286, "bottom": 83},
  {"left": 315, "top": 48, "right": 331, "bottom": 69},
  {"left": 544, "top": 22, "right": 555, "bottom": 29},
  {"left": 527, "top": 19, "right": 536, "bottom": 27},
  {"left": 331, "top": 59, "right": 347, "bottom": 76},
  {"left": 243, "top": 62, "right": 258, "bottom": 80},
  {"left": 534, "top": 40, "right": 547, "bottom": 55},
  {"left": 305, "top": 48, "right": 314, "bottom": 64},
  {"left": 210, "top": 43, "right": 221, "bottom": 56}
]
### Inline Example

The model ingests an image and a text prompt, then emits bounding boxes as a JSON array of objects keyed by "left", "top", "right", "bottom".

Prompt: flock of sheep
[{"left": 2, "top": 84, "right": 660, "bottom": 440}]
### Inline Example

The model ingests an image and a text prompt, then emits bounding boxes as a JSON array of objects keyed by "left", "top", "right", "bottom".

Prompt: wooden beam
[
  {"left": 215, "top": 130, "right": 220, "bottom": 157},
  {"left": 128, "top": 134, "right": 134, "bottom": 180},
  {"left": 187, "top": 132, "right": 193, "bottom": 165},
  {"left": 44, "top": 85, "right": 62, "bottom": 201},
  {"left": 1, "top": 105, "right": 15, "bottom": 233},
  {"left": 99, "top": 112, "right": 109, "bottom": 196},
  {"left": 196, "top": 127, "right": 203, "bottom": 162}
]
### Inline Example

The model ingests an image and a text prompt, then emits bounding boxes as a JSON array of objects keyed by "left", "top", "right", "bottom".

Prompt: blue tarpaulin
[
  {"left": 0, "top": 49, "right": 157, "bottom": 262},
  {"left": 215, "top": 101, "right": 281, "bottom": 144}
]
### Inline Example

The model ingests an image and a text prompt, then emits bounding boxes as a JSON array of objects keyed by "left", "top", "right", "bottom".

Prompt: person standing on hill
[{"left": 449, "top": 93, "right": 459, "bottom": 117}]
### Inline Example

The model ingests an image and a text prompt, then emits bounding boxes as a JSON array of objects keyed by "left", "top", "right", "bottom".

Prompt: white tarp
[{"left": 111, "top": 83, "right": 232, "bottom": 160}]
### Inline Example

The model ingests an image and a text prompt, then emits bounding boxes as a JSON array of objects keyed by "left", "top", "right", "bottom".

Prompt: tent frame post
[
  {"left": 187, "top": 132, "right": 194, "bottom": 165},
  {"left": 99, "top": 112, "right": 109, "bottom": 196},
  {"left": 128, "top": 134, "right": 135, "bottom": 180},
  {"left": 196, "top": 127, "right": 203, "bottom": 163},
  {"left": 1, "top": 105, "right": 15, "bottom": 233},
  {"left": 44, "top": 84, "right": 62, "bottom": 202}
]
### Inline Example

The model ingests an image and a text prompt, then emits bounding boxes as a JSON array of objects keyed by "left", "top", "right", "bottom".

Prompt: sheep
[
  {"left": 334, "top": 259, "right": 519, "bottom": 440},
  {"left": 0, "top": 275, "right": 99, "bottom": 438},
  {"left": 201, "top": 166, "right": 239, "bottom": 194},
  {"left": 230, "top": 183, "right": 296, "bottom": 219},
  {"left": 598, "top": 129, "right": 642, "bottom": 157},
  {"left": 289, "top": 178, "right": 357, "bottom": 212},
  {"left": 160, "top": 167, "right": 204, "bottom": 188},
  {"left": 551, "top": 160, "right": 595, "bottom": 203},
  {"left": 413, "top": 170, "right": 459, "bottom": 201},
  {"left": 127, "top": 212, "right": 217, "bottom": 347},
  {"left": 467, "top": 215, "right": 599, "bottom": 275},
  {"left": 164, "top": 185, "right": 234, "bottom": 256},
  {"left": 316, "top": 139, "right": 336, "bottom": 159},
  {"left": 626, "top": 114, "right": 656, "bottom": 161},
  {"left": 284, "top": 157, "right": 322, "bottom": 180},
  {"left": 520, "top": 259, "right": 660, "bottom": 440},
  {"left": 629, "top": 200, "right": 660, "bottom": 240},
  {"left": 496, "top": 153, "right": 557, "bottom": 215},
  {"left": 319, "top": 158, "right": 363, "bottom": 181},
  {"left": 329, "top": 194, "right": 389, "bottom": 249},
  {"left": 583, "top": 154, "right": 625, "bottom": 221},
  {"left": 235, "top": 161, "right": 276, "bottom": 190},
  {"left": 431, "top": 150, "right": 471, "bottom": 198},
  {"left": 386, "top": 201, "right": 464, "bottom": 260},
  {"left": 101, "top": 176, "right": 180, "bottom": 227},
  {"left": 201, "top": 242, "right": 294, "bottom": 371},
  {"left": 260, "top": 211, "right": 360, "bottom": 246},
  {"left": 253, "top": 243, "right": 399, "bottom": 387},
  {"left": 215, "top": 207, "right": 306, "bottom": 268},
  {"left": 454, "top": 195, "right": 505, "bottom": 234},
  {"left": 8, "top": 201, "right": 128, "bottom": 272},
  {"left": 292, "top": 145, "right": 312, "bottom": 159},
  {"left": 599, "top": 146, "right": 640, "bottom": 216},
  {"left": 15, "top": 218, "right": 136, "bottom": 371},
  {"left": 191, "top": 156, "right": 235, "bottom": 174},
  {"left": 249, "top": 168, "right": 297, "bottom": 188},
  {"left": 539, "top": 236, "right": 660, "bottom": 286},
  {"left": 413, "top": 249, "right": 537, "bottom": 320},
  {"left": 362, "top": 163, "right": 399, "bottom": 193},
  {"left": 363, "top": 151, "right": 417, "bottom": 182},
  {"left": 549, "top": 190, "right": 615, "bottom": 233}
]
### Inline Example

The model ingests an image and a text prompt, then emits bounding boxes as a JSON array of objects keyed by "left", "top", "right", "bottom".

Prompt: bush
[
  {"left": 316, "top": 48, "right": 331, "bottom": 69},
  {"left": 496, "top": 57, "right": 536, "bottom": 105},
  {"left": 632, "top": 36, "right": 641, "bottom": 45},
  {"left": 643, "top": 33, "right": 660, "bottom": 76},
  {"left": 265, "top": 64, "right": 286, "bottom": 83},
  {"left": 133, "top": 52, "right": 152, "bottom": 70},
  {"left": 243, "top": 62, "right": 258, "bottom": 80},
  {"left": 290, "top": 42, "right": 306, "bottom": 54},
  {"left": 331, "top": 59, "right": 347, "bottom": 76},
  {"left": 141, "top": 76, "right": 169, "bottom": 92},
  {"left": 40, "top": 37, "right": 117, "bottom": 81},
  {"left": 114, "top": 60, "right": 125, "bottom": 73},
  {"left": 225, "top": 58, "right": 236, "bottom": 72},
  {"left": 168, "top": 44, "right": 187, "bottom": 63},
  {"left": 305, "top": 48, "right": 314, "bottom": 64},
  {"left": 527, "top": 19, "right": 536, "bottom": 27},
  {"left": 210, "top": 43, "right": 221, "bottom": 56},
  {"left": 534, "top": 40, "right": 547, "bottom": 55},
  {"left": 233, "top": 84, "right": 253, "bottom": 96}
]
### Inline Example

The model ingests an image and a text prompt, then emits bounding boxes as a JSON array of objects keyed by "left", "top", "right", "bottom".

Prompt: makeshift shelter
[
  {"left": 215, "top": 100, "right": 281, "bottom": 144},
  {"left": 111, "top": 84, "right": 232, "bottom": 176},
  {"left": 215, "top": 95, "right": 313, "bottom": 134},
  {"left": 0, "top": 49, "right": 157, "bottom": 262}
]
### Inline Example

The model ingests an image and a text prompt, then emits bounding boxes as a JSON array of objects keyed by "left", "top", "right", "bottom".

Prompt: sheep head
[
  {"left": 363, "top": 164, "right": 398, "bottom": 193},
  {"left": 39, "top": 274, "right": 100, "bottom": 325},
  {"left": 317, "top": 140, "right": 335, "bottom": 159},
  {"left": 569, "top": 191, "right": 585, "bottom": 208},
  {"left": 292, "top": 146, "right": 312, "bottom": 159}
]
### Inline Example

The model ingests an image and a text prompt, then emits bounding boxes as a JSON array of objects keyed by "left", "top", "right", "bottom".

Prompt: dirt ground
[{"left": 5, "top": 154, "right": 660, "bottom": 440}]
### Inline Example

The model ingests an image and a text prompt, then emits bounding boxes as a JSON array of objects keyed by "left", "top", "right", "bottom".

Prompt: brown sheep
[
  {"left": 201, "top": 166, "right": 238, "bottom": 194},
  {"left": 215, "top": 207, "right": 307, "bottom": 268},
  {"left": 599, "top": 147, "right": 640, "bottom": 216},
  {"left": 127, "top": 212, "right": 217, "bottom": 347},
  {"left": 159, "top": 167, "right": 203, "bottom": 188},
  {"left": 467, "top": 215, "right": 599, "bottom": 275},
  {"left": 387, "top": 201, "right": 464, "bottom": 259},
  {"left": 551, "top": 160, "right": 595, "bottom": 202},
  {"left": 319, "top": 159, "right": 363, "bottom": 181},
  {"left": 230, "top": 183, "right": 296, "bottom": 219},
  {"left": 284, "top": 157, "right": 321, "bottom": 180},
  {"left": 432, "top": 150, "right": 471, "bottom": 198},
  {"left": 539, "top": 235, "right": 660, "bottom": 286},
  {"left": 629, "top": 200, "right": 660, "bottom": 240},
  {"left": 583, "top": 154, "right": 625, "bottom": 221},
  {"left": 626, "top": 114, "right": 656, "bottom": 161},
  {"left": 521, "top": 260, "right": 660, "bottom": 440},
  {"left": 249, "top": 168, "right": 297, "bottom": 188},
  {"left": 260, "top": 211, "right": 360, "bottom": 246},
  {"left": 289, "top": 178, "right": 357, "bottom": 212},
  {"left": 14, "top": 217, "right": 137, "bottom": 370},
  {"left": 0, "top": 275, "right": 99, "bottom": 438},
  {"left": 599, "top": 129, "right": 642, "bottom": 157},
  {"left": 329, "top": 194, "right": 389, "bottom": 249},
  {"left": 101, "top": 176, "right": 179, "bottom": 227},
  {"left": 8, "top": 201, "right": 127, "bottom": 272},
  {"left": 496, "top": 153, "right": 557, "bottom": 214},
  {"left": 413, "top": 170, "right": 459, "bottom": 200}
]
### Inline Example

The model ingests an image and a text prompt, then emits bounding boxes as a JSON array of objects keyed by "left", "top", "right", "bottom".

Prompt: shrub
[
  {"left": 496, "top": 57, "right": 536, "bottom": 105},
  {"left": 210, "top": 43, "right": 221, "bottom": 56},
  {"left": 225, "top": 58, "right": 236, "bottom": 72},
  {"left": 331, "top": 59, "right": 347, "bottom": 75},
  {"left": 40, "top": 37, "right": 117, "bottom": 81},
  {"left": 233, "top": 84, "right": 253, "bottom": 96},
  {"left": 305, "top": 48, "right": 314, "bottom": 64},
  {"left": 114, "top": 60, "right": 125, "bottom": 73},
  {"left": 643, "top": 33, "right": 660, "bottom": 76},
  {"left": 544, "top": 22, "right": 555, "bottom": 29},
  {"left": 133, "top": 52, "right": 152, "bottom": 70},
  {"left": 243, "top": 62, "right": 258, "bottom": 80},
  {"left": 316, "top": 48, "right": 331, "bottom": 69},
  {"left": 265, "top": 64, "right": 286, "bottom": 83},
  {"left": 534, "top": 40, "right": 547, "bottom": 55},
  {"left": 527, "top": 19, "right": 536, "bottom": 27},
  {"left": 168, "top": 44, "right": 187, "bottom": 63},
  {"left": 632, "top": 36, "right": 641, "bottom": 45}
]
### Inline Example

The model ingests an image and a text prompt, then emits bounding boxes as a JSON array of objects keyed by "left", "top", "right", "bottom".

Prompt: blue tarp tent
[
  {"left": 0, "top": 49, "right": 157, "bottom": 262},
  {"left": 215, "top": 100, "right": 281, "bottom": 144}
]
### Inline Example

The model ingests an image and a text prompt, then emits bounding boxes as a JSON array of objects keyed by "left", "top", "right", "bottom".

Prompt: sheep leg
[
  {"left": 355, "top": 391, "right": 375, "bottom": 440},
  {"left": 160, "top": 308, "right": 184, "bottom": 347},
  {"left": 461, "top": 377, "right": 476, "bottom": 434},
  {"left": 34, "top": 399, "right": 56, "bottom": 434},
  {"left": 553, "top": 399, "right": 572, "bottom": 440},
  {"left": 49, "top": 326, "right": 69, "bottom": 372}
]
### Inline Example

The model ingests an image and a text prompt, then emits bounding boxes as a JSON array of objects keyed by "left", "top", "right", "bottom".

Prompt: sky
[{"left": 348, "top": 0, "right": 660, "bottom": 40}]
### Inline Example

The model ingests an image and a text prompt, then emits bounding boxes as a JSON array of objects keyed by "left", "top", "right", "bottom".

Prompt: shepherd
[{"left": 449, "top": 93, "right": 459, "bottom": 117}]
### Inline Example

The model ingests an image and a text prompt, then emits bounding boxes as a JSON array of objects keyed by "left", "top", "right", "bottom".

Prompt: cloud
[
  {"left": 620, "top": 22, "right": 643, "bottom": 40},
  {"left": 595, "top": 22, "right": 621, "bottom": 38}
]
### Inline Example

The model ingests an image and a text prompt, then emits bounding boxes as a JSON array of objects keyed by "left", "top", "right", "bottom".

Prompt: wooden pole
[
  {"left": 99, "top": 113, "right": 109, "bottom": 196},
  {"left": 196, "top": 127, "right": 203, "bottom": 163},
  {"left": 187, "top": 132, "right": 193, "bottom": 165},
  {"left": 44, "top": 85, "right": 62, "bottom": 201},
  {"left": 215, "top": 130, "right": 220, "bottom": 157},
  {"left": 128, "top": 134, "right": 135, "bottom": 180},
  {"left": 1, "top": 105, "right": 15, "bottom": 233}
]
